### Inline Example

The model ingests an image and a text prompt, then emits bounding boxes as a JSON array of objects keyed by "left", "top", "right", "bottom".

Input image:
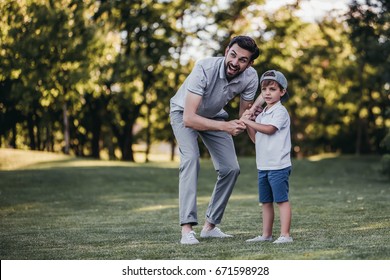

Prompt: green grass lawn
[{"left": 0, "top": 148, "right": 389, "bottom": 260}]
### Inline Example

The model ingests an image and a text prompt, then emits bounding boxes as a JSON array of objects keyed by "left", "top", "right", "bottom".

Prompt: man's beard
[{"left": 225, "top": 62, "right": 241, "bottom": 80}]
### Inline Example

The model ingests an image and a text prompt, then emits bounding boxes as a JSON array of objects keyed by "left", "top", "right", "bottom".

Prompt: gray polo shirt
[
  {"left": 255, "top": 101, "right": 291, "bottom": 170},
  {"left": 170, "top": 57, "right": 258, "bottom": 119}
]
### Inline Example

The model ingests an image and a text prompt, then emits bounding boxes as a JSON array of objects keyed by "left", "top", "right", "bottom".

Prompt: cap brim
[{"left": 281, "top": 92, "right": 289, "bottom": 102}]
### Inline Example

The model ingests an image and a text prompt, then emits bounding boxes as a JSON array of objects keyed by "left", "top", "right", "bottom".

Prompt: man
[{"left": 170, "top": 35, "right": 264, "bottom": 245}]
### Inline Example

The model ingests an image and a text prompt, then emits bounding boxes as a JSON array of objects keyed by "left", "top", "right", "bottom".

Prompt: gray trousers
[{"left": 170, "top": 111, "right": 240, "bottom": 226}]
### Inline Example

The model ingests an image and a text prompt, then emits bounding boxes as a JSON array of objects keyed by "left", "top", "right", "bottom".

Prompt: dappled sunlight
[
  {"left": 132, "top": 195, "right": 258, "bottom": 213},
  {"left": 134, "top": 153, "right": 180, "bottom": 163},
  {"left": 307, "top": 153, "right": 340, "bottom": 162},
  {"left": 0, "top": 148, "right": 72, "bottom": 170},
  {"left": 0, "top": 202, "right": 44, "bottom": 217},
  {"left": 300, "top": 249, "right": 346, "bottom": 259},
  {"left": 37, "top": 159, "right": 135, "bottom": 168},
  {"left": 134, "top": 204, "right": 177, "bottom": 213},
  {"left": 229, "top": 194, "right": 257, "bottom": 201},
  {"left": 0, "top": 148, "right": 179, "bottom": 170},
  {"left": 133, "top": 195, "right": 214, "bottom": 213},
  {"left": 40, "top": 159, "right": 179, "bottom": 169},
  {"left": 132, "top": 143, "right": 180, "bottom": 163},
  {"left": 197, "top": 196, "right": 212, "bottom": 204},
  {"left": 98, "top": 195, "right": 129, "bottom": 203},
  {"left": 354, "top": 222, "right": 390, "bottom": 231}
]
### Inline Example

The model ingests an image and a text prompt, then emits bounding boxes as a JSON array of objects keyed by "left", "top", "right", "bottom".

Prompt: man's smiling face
[{"left": 224, "top": 43, "right": 253, "bottom": 81}]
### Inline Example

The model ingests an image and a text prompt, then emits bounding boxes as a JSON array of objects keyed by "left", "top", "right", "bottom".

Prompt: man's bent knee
[{"left": 219, "top": 165, "right": 240, "bottom": 178}]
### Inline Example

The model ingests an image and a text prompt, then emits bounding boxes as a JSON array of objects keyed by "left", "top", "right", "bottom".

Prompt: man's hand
[{"left": 225, "top": 120, "right": 246, "bottom": 136}]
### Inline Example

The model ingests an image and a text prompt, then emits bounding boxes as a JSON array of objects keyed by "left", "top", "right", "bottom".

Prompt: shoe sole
[{"left": 200, "top": 234, "right": 233, "bottom": 238}]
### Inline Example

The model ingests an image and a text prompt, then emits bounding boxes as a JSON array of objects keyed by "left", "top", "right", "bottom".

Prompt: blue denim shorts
[{"left": 258, "top": 167, "right": 291, "bottom": 203}]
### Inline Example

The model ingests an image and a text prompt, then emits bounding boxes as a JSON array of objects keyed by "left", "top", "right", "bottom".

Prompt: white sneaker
[
  {"left": 246, "top": 235, "right": 273, "bottom": 242},
  {"left": 200, "top": 227, "right": 233, "bottom": 238},
  {"left": 273, "top": 236, "right": 293, "bottom": 244},
  {"left": 180, "top": 231, "right": 200, "bottom": 245}
]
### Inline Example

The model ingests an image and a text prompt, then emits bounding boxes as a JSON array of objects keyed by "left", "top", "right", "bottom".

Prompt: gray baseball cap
[{"left": 260, "top": 70, "right": 289, "bottom": 101}]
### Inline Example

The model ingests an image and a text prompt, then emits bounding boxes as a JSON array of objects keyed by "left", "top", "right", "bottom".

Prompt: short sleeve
[
  {"left": 269, "top": 107, "right": 289, "bottom": 130},
  {"left": 186, "top": 62, "right": 207, "bottom": 96},
  {"left": 240, "top": 68, "right": 259, "bottom": 101}
]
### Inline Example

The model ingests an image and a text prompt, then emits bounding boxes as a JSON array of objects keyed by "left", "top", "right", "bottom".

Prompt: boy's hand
[
  {"left": 241, "top": 109, "right": 252, "bottom": 120},
  {"left": 247, "top": 104, "right": 263, "bottom": 120}
]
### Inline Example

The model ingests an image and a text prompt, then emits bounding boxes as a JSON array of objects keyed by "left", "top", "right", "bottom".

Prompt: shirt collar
[
  {"left": 219, "top": 59, "right": 226, "bottom": 79},
  {"left": 263, "top": 101, "right": 282, "bottom": 114}
]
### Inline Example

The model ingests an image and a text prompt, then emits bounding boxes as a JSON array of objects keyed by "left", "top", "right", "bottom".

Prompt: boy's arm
[
  {"left": 241, "top": 117, "right": 278, "bottom": 135},
  {"left": 246, "top": 124, "right": 256, "bottom": 143},
  {"left": 247, "top": 94, "right": 265, "bottom": 120},
  {"left": 251, "top": 94, "right": 265, "bottom": 112}
]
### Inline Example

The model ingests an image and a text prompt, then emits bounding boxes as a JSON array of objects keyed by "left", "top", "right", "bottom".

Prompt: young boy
[{"left": 241, "top": 70, "right": 293, "bottom": 244}]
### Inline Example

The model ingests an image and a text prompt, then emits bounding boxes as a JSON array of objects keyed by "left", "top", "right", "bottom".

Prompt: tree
[
  {"left": 345, "top": 0, "right": 390, "bottom": 154},
  {"left": 0, "top": 0, "right": 96, "bottom": 154},
  {"left": 93, "top": 0, "right": 205, "bottom": 161}
]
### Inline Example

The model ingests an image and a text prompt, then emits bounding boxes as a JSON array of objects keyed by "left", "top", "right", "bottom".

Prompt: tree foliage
[{"left": 0, "top": 0, "right": 389, "bottom": 161}]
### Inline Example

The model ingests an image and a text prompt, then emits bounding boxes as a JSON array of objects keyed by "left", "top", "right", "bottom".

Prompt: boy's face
[
  {"left": 224, "top": 43, "right": 253, "bottom": 80},
  {"left": 261, "top": 80, "right": 287, "bottom": 106}
]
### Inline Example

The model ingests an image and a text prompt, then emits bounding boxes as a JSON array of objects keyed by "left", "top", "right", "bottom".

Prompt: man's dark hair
[{"left": 228, "top": 36, "right": 260, "bottom": 61}]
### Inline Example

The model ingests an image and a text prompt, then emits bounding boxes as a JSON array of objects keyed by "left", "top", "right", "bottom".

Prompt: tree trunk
[
  {"left": 107, "top": 134, "right": 116, "bottom": 160},
  {"left": 11, "top": 123, "right": 17, "bottom": 148},
  {"left": 27, "top": 113, "right": 36, "bottom": 150},
  {"left": 145, "top": 103, "right": 151, "bottom": 163},
  {"left": 121, "top": 123, "right": 134, "bottom": 161},
  {"left": 44, "top": 125, "right": 51, "bottom": 152},
  {"left": 170, "top": 137, "right": 176, "bottom": 162},
  {"left": 36, "top": 114, "right": 41, "bottom": 151},
  {"left": 91, "top": 118, "right": 101, "bottom": 159},
  {"left": 355, "top": 60, "right": 365, "bottom": 155},
  {"left": 62, "top": 103, "right": 70, "bottom": 154},
  {"left": 355, "top": 116, "right": 362, "bottom": 155}
]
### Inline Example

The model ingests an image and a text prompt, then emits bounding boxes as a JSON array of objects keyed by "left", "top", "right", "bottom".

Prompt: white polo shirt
[
  {"left": 255, "top": 101, "right": 291, "bottom": 170},
  {"left": 170, "top": 57, "right": 258, "bottom": 119}
]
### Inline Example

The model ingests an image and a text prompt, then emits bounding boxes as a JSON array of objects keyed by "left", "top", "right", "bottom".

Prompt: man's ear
[
  {"left": 246, "top": 60, "right": 254, "bottom": 69},
  {"left": 225, "top": 46, "right": 230, "bottom": 56}
]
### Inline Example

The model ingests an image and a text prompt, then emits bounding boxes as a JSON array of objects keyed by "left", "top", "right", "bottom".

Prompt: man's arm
[
  {"left": 183, "top": 91, "right": 246, "bottom": 136},
  {"left": 239, "top": 98, "right": 253, "bottom": 118}
]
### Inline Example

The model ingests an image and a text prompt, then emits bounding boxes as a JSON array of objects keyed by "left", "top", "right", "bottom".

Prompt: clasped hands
[{"left": 228, "top": 105, "right": 262, "bottom": 136}]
